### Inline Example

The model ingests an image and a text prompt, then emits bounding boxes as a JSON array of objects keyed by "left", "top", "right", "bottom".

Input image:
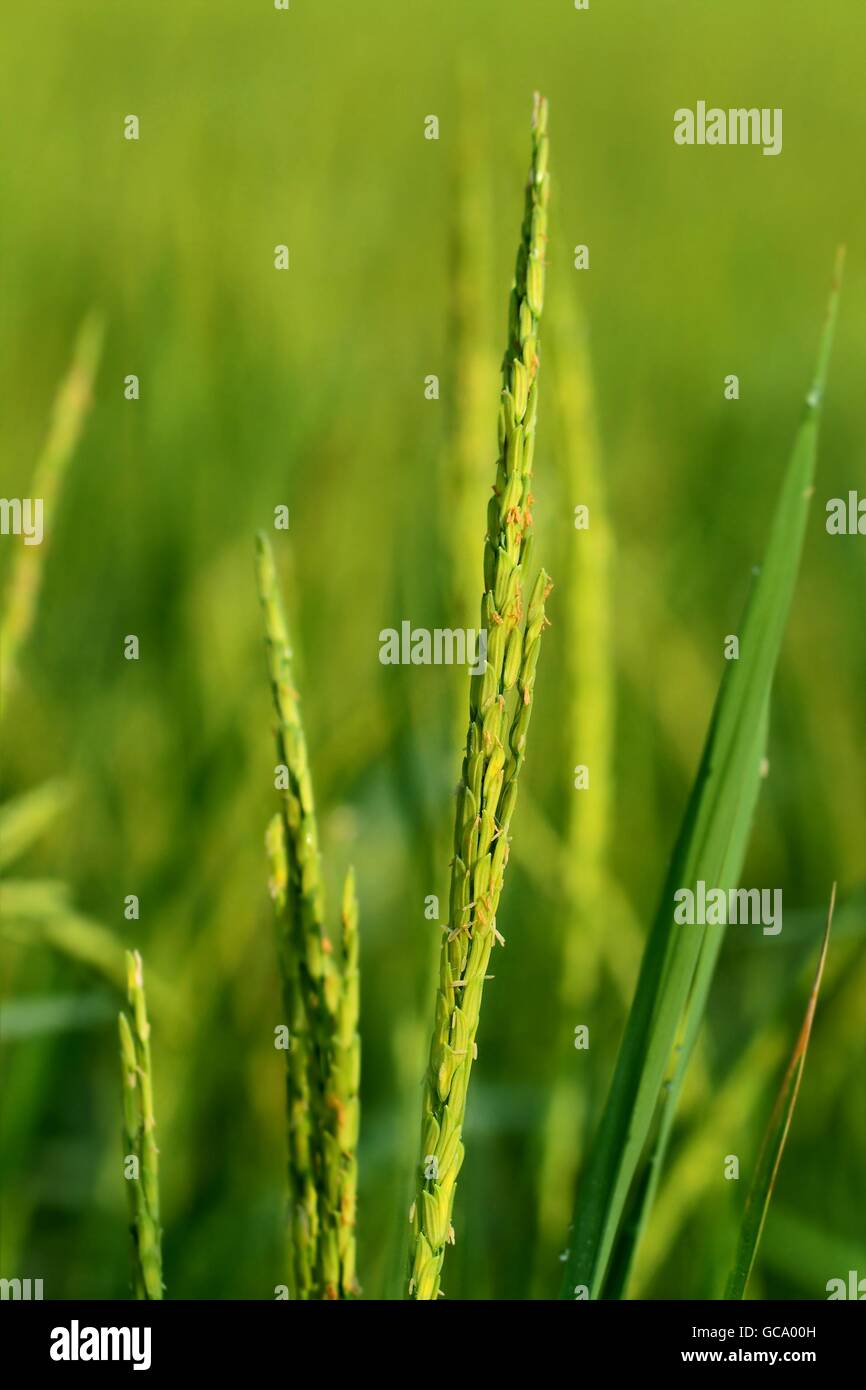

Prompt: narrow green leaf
[
  {"left": 561, "top": 250, "right": 844, "bottom": 1300},
  {"left": 725, "top": 883, "right": 835, "bottom": 1300},
  {"left": 602, "top": 698, "right": 768, "bottom": 1298}
]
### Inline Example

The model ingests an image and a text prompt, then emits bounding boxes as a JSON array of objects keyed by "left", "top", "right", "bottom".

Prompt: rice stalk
[
  {"left": 408, "top": 93, "right": 551, "bottom": 1301},
  {"left": 266, "top": 811, "right": 319, "bottom": 1299},
  {"left": 257, "top": 532, "right": 360, "bottom": 1299},
  {"left": 374, "top": 68, "right": 498, "bottom": 1301},
  {"left": 336, "top": 866, "right": 361, "bottom": 1291},
  {"left": 118, "top": 949, "right": 163, "bottom": 1299},
  {"left": 0, "top": 313, "right": 103, "bottom": 712}
]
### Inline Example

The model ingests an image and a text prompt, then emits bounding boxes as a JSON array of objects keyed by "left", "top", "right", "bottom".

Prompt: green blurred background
[{"left": 1, "top": 0, "right": 864, "bottom": 1299}]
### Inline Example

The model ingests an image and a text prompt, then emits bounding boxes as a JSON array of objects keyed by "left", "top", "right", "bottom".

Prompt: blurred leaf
[
  {"left": 760, "top": 1205, "right": 866, "bottom": 1291},
  {"left": 629, "top": 1026, "right": 783, "bottom": 1294},
  {"left": 0, "top": 312, "right": 104, "bottom": 709},
  {"left": 0, "top": 991, "right": 115, "bottom": 1040},
  {"left": 1, "top": 911, "right": 177, "bottom": 1022},
  {"left": 0, "top": 878, "right": 71, "bottom": 918},
  {"left": 0, "top": 782, "right": 72, "bottom": 869}
]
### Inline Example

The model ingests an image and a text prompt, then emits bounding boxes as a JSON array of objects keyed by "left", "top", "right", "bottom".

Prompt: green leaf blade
[{"left": 561, "top": 252, "right": 844, "bottom": 1300}]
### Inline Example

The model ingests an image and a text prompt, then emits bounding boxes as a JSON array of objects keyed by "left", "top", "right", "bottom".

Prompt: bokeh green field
[{"left": 1, "top": 0, "right": 865, "bottom": 1300}]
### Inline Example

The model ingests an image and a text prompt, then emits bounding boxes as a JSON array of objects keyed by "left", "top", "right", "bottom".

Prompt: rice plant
[
  {"left": 257, "top": 532, "right": 361, "bottom": 1300},
  {"left": 118, "top": 950, "right": 163, "bottom": 1300},
  {"left": 2, "top": 58, "right": 854, "bottom": 1308},
  {"left": 407, "top": 92, "right": 552, "bottom": 1301}
]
